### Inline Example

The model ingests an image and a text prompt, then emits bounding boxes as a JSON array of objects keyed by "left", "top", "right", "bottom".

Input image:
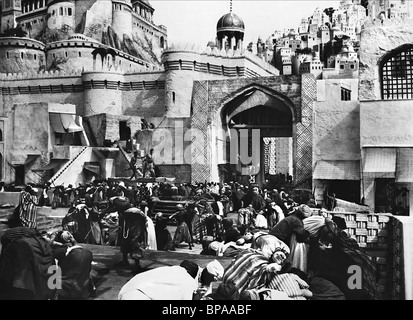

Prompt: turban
[
  {"left": 61, "top": 231, "right": 73, "bottom": 243},
  {"left": 296, "top": 204, "right": 312, "bottom": 219},
  {"left": 206, "top": 260, "right": 224, "bottom": 280},
  {"left": 208, "top": 241, "right": 224, "bottom": 255}
]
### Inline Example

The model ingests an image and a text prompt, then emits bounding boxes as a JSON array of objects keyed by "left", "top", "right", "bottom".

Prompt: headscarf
[{"left": 252, "top": 233, "right": 290, "bottom": 261}]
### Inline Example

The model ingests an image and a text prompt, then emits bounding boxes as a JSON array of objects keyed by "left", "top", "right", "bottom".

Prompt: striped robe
[
  {"left": 222, "top": 249, "right": 270, "bottom": 292},
  {"left": 267, "top": 273, "right": 310, "bottom": 300},
  {"left": 19, "top": 191, "right": 38, "bottom": 229}
]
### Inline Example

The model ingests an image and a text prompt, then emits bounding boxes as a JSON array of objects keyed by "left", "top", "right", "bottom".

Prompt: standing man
[
  {"left": 18, "top": 185, "right": 39, "bottom": 229},
  {"left": 129, "top": 151, "right": 140, "bottom": 181},
  {"left": 142, "top": 148, "right": 155, "bottom": 178}
]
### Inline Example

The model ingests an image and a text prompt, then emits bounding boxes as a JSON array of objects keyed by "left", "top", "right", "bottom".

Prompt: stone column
[{"left": 231, "top": 36, "right": 236, "bottom": 50}]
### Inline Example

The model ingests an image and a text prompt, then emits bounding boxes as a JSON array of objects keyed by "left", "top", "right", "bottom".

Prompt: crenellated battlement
[
  {"left": 0, "top": 68, "right": 83, "bottom": 81},
  {"left": 0, "top": 37, "right": 45, "bottom": 50},
  {"left": 162, "top": 43, "right": 279, "bottom": 76}
]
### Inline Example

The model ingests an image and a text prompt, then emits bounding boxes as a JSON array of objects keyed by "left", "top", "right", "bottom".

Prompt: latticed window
[
  {"left": 263, "top": 138, "right": 277, "bottom": 175},
  {"left": 381, "top": 45, "right": 413, "bottom": 100}
]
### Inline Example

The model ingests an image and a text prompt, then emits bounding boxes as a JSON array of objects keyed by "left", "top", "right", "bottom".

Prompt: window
[
  {"left": 34, "top": 54, "right": 37, "bottom": 60},
  {"left": 381, "top": 45, "right": 413, "bottom": 100},
  {"left": 6, "top": 52, "right": 9, "bottom": 59},
  {"left": 68, "top": 8, "right": 72, "bottom": 16},
  {"left": 172, "top": 92, "right": 176, "bottom": 103},
  {"left": 60, "top": 7, "right": 63, "bottom": 16},
  {"left": 78, "top": 52, "right": 81, "bottom": 57},
  {"left": 341, "top": 87, "right": 351, "bottom": 101},
  {"left": 340, "top": 64, "right": 345, "bottom": 70},
  {"left": 350, "top": 64, "right": 355, "bottom": 69},
  {"left": 21, "top": 52, "right": 24, "bottom": 59}
]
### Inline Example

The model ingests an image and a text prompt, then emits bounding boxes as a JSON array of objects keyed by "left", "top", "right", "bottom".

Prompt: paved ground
[
  {"left": 1, "top": 206, "right": 236, "bottom": 300},
  {"left": 86, "top": 244, "right": 233, "bottom": 300}
]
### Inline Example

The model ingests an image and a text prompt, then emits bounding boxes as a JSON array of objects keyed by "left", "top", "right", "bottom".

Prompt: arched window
[
  {"left": 160, "top": 36, "right": 164, "bottom": 49},
  {"left": 0, "top": 129, "right": 2, "bottom": 141},
  {"left": 381, "top": 44, "right": 413, "bottom": 100}
]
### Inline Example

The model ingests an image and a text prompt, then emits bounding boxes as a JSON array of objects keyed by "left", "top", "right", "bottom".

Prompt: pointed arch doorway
[{"left": 220, "top": 87, "right": 296, "bottom": 186}]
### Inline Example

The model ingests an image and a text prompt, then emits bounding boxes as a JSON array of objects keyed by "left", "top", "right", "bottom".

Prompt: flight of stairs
[{"left": 48, "top": 146, "right": 89, "bottom": 185}]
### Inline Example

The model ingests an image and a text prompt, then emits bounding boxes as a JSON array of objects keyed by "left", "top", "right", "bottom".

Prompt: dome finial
[{"left": 230, "top": 0, "right": 232, "bottom": 13}]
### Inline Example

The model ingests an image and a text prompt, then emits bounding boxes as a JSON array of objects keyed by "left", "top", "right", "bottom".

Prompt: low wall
[
  {"left": 0, "top": 192, "right": 20, "bottom": 206},
  {"left": 328, "top": 211, "right": 413, "bottom": 300}
]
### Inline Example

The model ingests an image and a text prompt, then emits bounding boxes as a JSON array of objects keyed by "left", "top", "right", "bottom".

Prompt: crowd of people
[{"left": 0, "top": 178, "right": 384, "bottom": 300}]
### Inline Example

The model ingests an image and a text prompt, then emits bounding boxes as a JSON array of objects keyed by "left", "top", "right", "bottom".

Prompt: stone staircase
[{"left": 48, "top": 146, "right": 89, "bottom": 185}]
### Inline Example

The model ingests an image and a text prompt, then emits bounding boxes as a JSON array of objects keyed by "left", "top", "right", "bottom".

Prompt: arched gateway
[{"left": 190, "top": 74, "right": 316, "bottom": 188}]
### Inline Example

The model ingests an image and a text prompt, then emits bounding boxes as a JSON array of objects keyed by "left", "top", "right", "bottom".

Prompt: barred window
[
  {"left": 341, "top": 87, "right": 351, "bottom": 101},
  {"left": 381, "top": 45, "right": 413, "bottom": 100}
]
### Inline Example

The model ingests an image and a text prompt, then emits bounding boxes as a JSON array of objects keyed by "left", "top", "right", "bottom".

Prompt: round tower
[
  {"left": 47, "top": 0, "right": 76, "bottom": 35},
  {"left": 216, "top": 11, "right": 245, "bottom": 51},
  {"left": 82, "top": 71, "right": 124, "bottom": 117},
  {"left": 112, "top": 0, "right": 133, "bottom": 38},
  {"left": 0, "top": 37, "right": 46, "bottom": 74}
]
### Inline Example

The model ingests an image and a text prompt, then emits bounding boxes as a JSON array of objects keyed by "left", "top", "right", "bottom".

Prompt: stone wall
[
  {"left": 10, "top": 103, "right": 50, "bottom": 165},
  {"left": 359, "top": 19, "right": 413, "bottom": 101},
  {"left": 360, "top": 100, "right": 413, "bottom": 147},
  {"left": 0, "top": 72, "right": 85, "bottom": 116},
  {"left": 314, "top": 78, "right": 360, "bottom": 162}
]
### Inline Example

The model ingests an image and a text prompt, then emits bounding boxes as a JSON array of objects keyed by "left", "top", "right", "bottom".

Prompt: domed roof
[{"left": 217, "top": 12, "right": 245, "bottom": 32}]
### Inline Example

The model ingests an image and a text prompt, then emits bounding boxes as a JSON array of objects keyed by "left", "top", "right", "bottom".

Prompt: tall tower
[
  {"left": 216, "top": 0, "right": 245, "bottom": 51},
  {"left": 0, "top": 0, "right": 22, "bottom": 33}
]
